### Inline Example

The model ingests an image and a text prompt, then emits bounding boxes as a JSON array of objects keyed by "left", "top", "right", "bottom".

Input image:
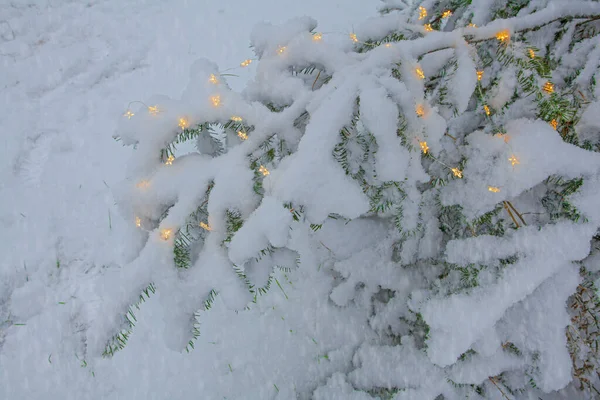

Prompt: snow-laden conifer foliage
[{"left": 109, "top": 0, "right": 600, "bottom": 397}]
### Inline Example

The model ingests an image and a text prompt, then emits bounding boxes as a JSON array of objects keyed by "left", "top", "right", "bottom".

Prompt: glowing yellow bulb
[
  {"left": 528, "top": 49, "right": 535, "bottom": 59},
  {"left": 451, "top": 168, "right": 463, "bottom": 178},
  {"left": 135, "top": 216, "right": 142, "bottom": 228},
  {"left": 496, "top": 29, "right": 510, "bottom": 43},
  {"left": 209, "top": 74, "right": 219, "bottom": 84},
  {"left": 199, "top": 222, "right": 211, "bottom": 231},
  {"left": 415, "top": 67, "right": 425, "bottom": 80},
  {"left": 477, "top": 70, "right": 484, "bottom": 81},
  {"left": 230, "top": 116, "right": 243, "bottom": 122},
  {"left": 313, "top": 32, "right": 323, "bottom": 41},
  {"left": 550, "top": 119, "right": 558, "bottom": 130},
  {"left": 124, "top": 110, "right": 134, "bottom": 119},
  {"left": 350, "top": 33, "right": 358, "bottom": 43},
  {"left": 259, "top": 165, "right": 270, "bottom": 176},
  {"left": 211, "top": 95, "right": 221, "bottom": 107},
  {"left": 277, "top": 45, "right": 286, "bottom": 54},
  {"left": 165, "top": 155, "right": 175, "bottom": 166},
  {"left": 468, "top": 23, "right": 477, "bottom": 28},
  {"left": 542, "top": 81, "right": 554, "bottom": 94},
  {"left": 416, "top": 104, "right": 425, "bottom": 117},
  {"left": 160, "top": 229, "right": 172, "bottom": 241},
  {"left": 418, "top": 6, "right": 427, "bottom": 20},
  {"left": 240, "top": 59, "right": 252, "bottom": 67},
  {"left": 509, "top": 155, "right": 519, "bottom": 167},
  {"left": 488, "top": 186, "right": 501, "bottom": 193},
  {"left": 148, "top": 106, "right": 159, "bottom": 115},
  {"left": 419, "top": 141, "right": 429, "bottom": 154},
  {"left": 237, "top": 131, "right": 248, "bottom": 140},
  {"left": 178, "top": 117, "right": 189, "bottom": 129},
  {"left": 496, "top": 133, "right": 510, "bottom": 143},
  {"left": 442, "top": 10, "right": 452, "bottom": 18},
  {"left": 484, "top": 105, "right": 491, "bottom": 116},
  {"left": 136, "top": 180, "right": 150, "bottom": 189},
  {"left": 424, "top": 24, "right": 433, "bottom": 32},
  {"left": 385, "top": 43, "right": 392, "bottom": 48}
]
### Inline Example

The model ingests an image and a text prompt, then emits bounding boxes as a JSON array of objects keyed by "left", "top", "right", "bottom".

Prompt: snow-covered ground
[{"left": 0, "top": 1, "right": 376, "bottom": 398}]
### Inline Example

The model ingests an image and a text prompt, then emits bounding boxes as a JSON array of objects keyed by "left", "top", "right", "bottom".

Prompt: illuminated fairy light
[
  {"left": 451, "top": 168, "right": 463, "bottom": 178},
  {"left": 237, "top": 131, "right": 248, "bottom": 140},
  {"left": 419, "top": 141, "right": 429, "bottom": 154},
  {"left": 496, "top": 29, "right": 510, "bottom": 43},
  {"left": 385, "top": 43, "right": 392, "bottom": 48},
  {"left": 424, "top": 24, "right": 433, "bottom": 32},
  {"left": 199, "top": 222, "right": 211, "bottom": 231},
  {"left": 509, "top": 155, "right": 519, "bottom": 167},
  {"left": 165, "top": 155, "right": 175, "bottom": 166},
  {"left": 550, "top": 119, "right": 558, "bottom": 130},
  {"left": 136, "top": 180, "right": 150, "bottom": 189},
  {"left": 415, "top": 67, "right": 425, "bottom": 80},
  {"left": 496, "top": 133, "right": 510, "bottom": 143},
  {"left": 209, "top": 74, "right": 219, "bottom": 84},
  {"left": 484, "top": 105, "right": 491, "bottom": 116},
  {"left": 468, "top": 23, "right": 477, "bottom": 28},
  {"left": 240, "top": 59, "right": 252, "bottom": 67},
  {"left": 416, "top": 104, "right": 425, "bottom": 117},
  {"left": 542, "top": 81, "right": 554, "bottom": 94},
  {"left": 259, "top": 165, "right": 270, "bottom": 176},
  {"left": 313, "top": 32, "right": 323, "bottom": 41},
  {"left": 442, "top": 10, "right": 452, "bottom": 18},
  {"left": 488, "top": 186, "right": 501, "bottom": 193},
  {"left": 477, "top": 70, "right": 484, "bottom": 81},
  {"left": 135, "top": 216, "right": 142, "bottom": 228},
  {"left": 418, "top": 6, "right": 427, "bottom": 20},
  {"left": 211, "top": 95, "right": 221, "bottom": 107},
  {"left": 528, "top": 49, "right": 535, "bottom": 59},
  {"left": 148, "top": 106, "right": 160, "bottom": 115},
  {"left": 124, "top": 110, "right": 134, "bottom": 119},
  {"left": 160, "top": 228, "right": 172, "bottom": 241},
  {"left": 178, "top": 117, "right": 189, "bottom": 129},
  {"left": 349, "top": 33, "right": 358, "bottom": 43},
  {"left": 277, "top": 45, "right": 286, "bottom": 54},
  {"left": 230, "top": 116, "right": 243, "bottom": 122}
]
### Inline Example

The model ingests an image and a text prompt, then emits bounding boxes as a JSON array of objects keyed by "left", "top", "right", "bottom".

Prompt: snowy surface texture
[{"left": 3, "top": 0, "right": 600, "bottom": 399}]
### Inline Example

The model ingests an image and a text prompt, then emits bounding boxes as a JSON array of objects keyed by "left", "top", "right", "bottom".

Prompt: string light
[
  {"left": 550, "top": 119, "right": 558, "bottom": 130},
  {"left": 237, "top": 131, "right": 248, "bottom": 140},
  {"left": 468, "top": 23, "right": 477, "bottom": 28},
  {"left": 416, "top": 104, "right": 425, "bottom": 117},
  {"left": 259, "top": 165, "right": 270, "bottom": 176},
  {"left": 528, "top": 49, "right": 535, "bottom": 59},
  {"left": 451, "top": 168, "right": 463, "bottom": 178},
  {"left": 542, "top": 81, "right": 554, "bottom": 94},
  {"left": 209, "top": 74, "right": 219, "bottom": 84},
  {"left": 508, "top": 155, "right": 519, "bottom": 167},
  {"left": 211, "top": 95, "right": 221, "bottom": 107},
  {"left": 418, "top": 6, "right": 427, "bottom": 20},
  {"left": 240, "top": 59, "right": 252, "bottom": 67},
  {"left": 415, "top": 67, "right": 425, "bottom": 80},
  {"left": 385, "top": 43, "right": 392, "bottom": 48},
  {"left": 496, "top": 29, "right": 510, "bottom": 43},
  {"left": 199, "top": 222, "right": 211, "bottom": 231},
  {"left": 496, "top": 133, "right": 510, "bottom": 143},
  {"left": 277, "top": 45, "right": 286, "bottom": 54},
  {"left": 488, "top": 186, "right": 501, "bottom": 193},
  {"left": 419, "top": 141, "right": 429, "bottom": 154},
  {"left": 349, "top": 33, "right": 358, "bottom": 43},
  {"left": 136, "top": 180, "right": 150, "bottom": 189},
  {"left": 135, "top": 216, "right": 142, "bottom": 228},
  {"left": 165, "top": 155, "right": 175, "bottom": 166},
  {"left": 477, "top": 70, "right": 484, "bottom": 81},
  {"left": 148, "top": 106, "right": 160, "bottom": 115},
  {"left": 484, "top": 105, "right": 491, "bottom": 116},
  {"left": 424, "top": 24, "right": 433, "bottom": 32},
  {"left": 313, "top": 32, "right": 323, "bottom": 41},
  {"left": 124, "top": 110, "right": 134, "bottom": 119},
  {"left": 442, "top": 10, "right": 452, "bottom": 18},
  {"left": 178, "top": 117, "right": 189, "bottom": 129},
  {"left": 230, "top": 116, "right": 243, "bottom": 122},
  {"left": 160, "top": 228, "right": 172, "bottom": 241}
]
